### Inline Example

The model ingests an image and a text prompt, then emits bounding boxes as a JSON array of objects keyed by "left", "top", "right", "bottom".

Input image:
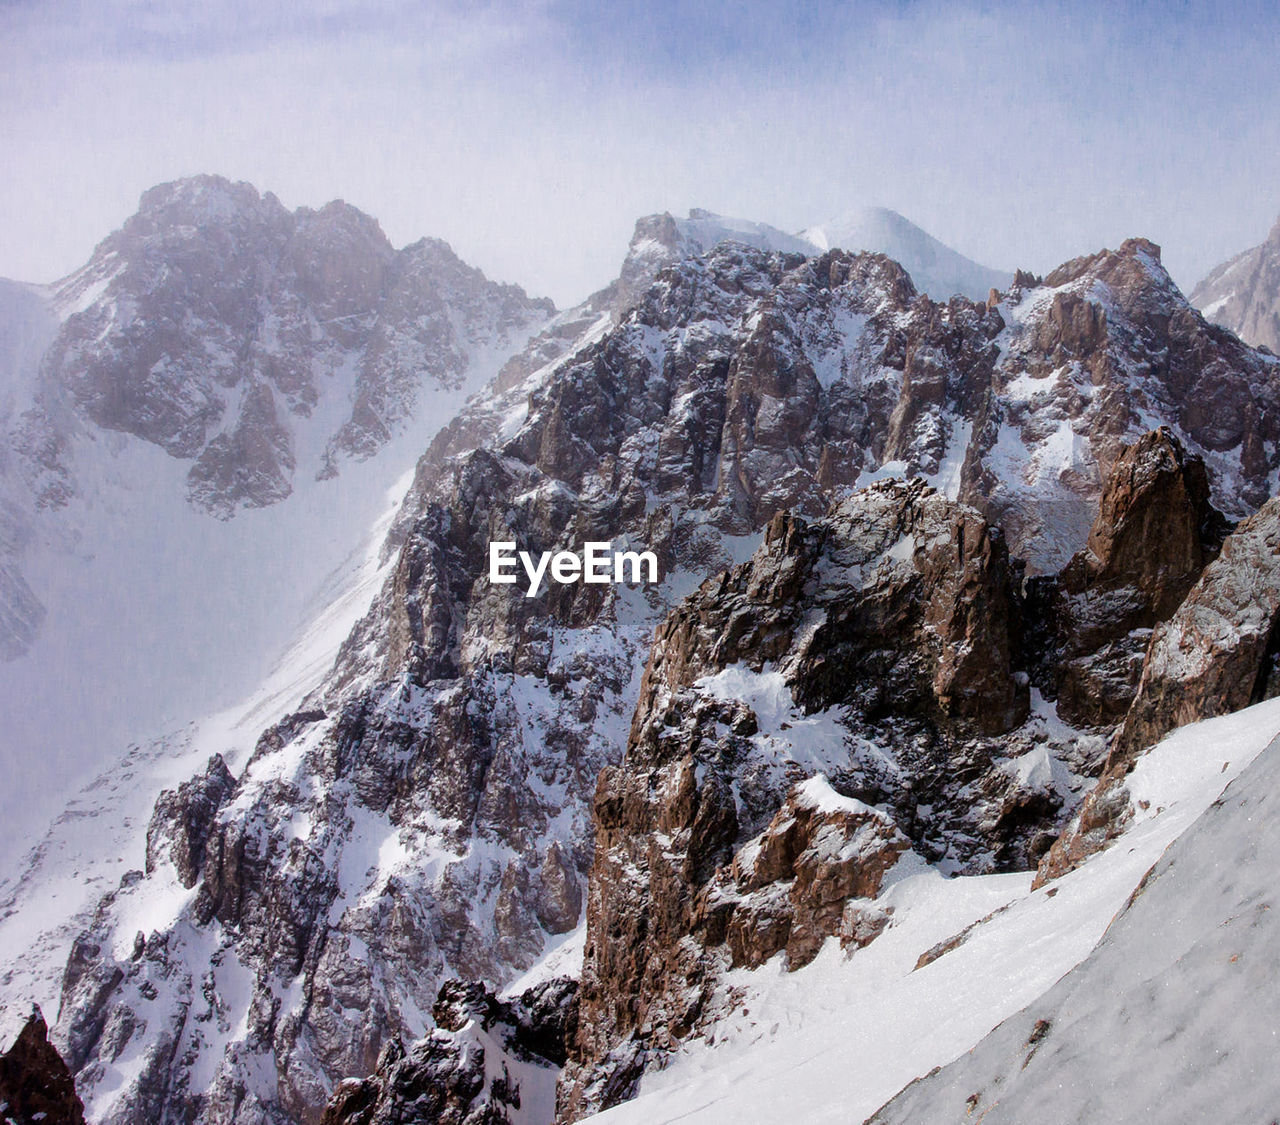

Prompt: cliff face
[
  {"left": 1028, "top": 427, "right": 1228, "bottom": 728},
  {"left": 561, "top": 480, "right": 1051, "bottom": 1118},
  {"left": 1037, "top": 491, "right": 1280, "bottom": 886}
]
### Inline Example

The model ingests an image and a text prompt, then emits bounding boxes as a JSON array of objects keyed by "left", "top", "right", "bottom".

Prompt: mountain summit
[{"left": 801, "top": 206, "right": 1010, "bottom": 301}]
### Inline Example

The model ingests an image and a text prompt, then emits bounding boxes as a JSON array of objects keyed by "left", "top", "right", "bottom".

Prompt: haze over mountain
[
  {"left": 1191, "top": 212, "right": 1280, "bottom": 353},
  {"left": 627, "top": 206, "right": 1010, "bottom": 303},
  {"left": 0, "top": 174, "right": 555, "bottom": 856},
  {"left": 801, "top": 207, "right": 1011, "bottom": 301}
]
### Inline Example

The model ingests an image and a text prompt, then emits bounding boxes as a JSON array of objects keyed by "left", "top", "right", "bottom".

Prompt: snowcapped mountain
[
  {"left": 3, "top": 187, "right": 1280, "bottom": 1125},
  {"left": 17, "top": 208, "right": 1279, "bottom": 1125},
  {"left": 801, "top": 206, "right": 1011, "bottom": 301},
  {"left": 623, "top": 205, "right": 1011, "bottom": 304},
  {"left": 1191, "top": 211, "right": 1280, "bottom": 353},
  {"left": 0, "top": 174, "right": 555, "bottom": 858}
]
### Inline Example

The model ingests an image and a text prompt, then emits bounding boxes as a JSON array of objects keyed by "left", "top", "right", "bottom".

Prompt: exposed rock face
[
  {"left": 559, "top": 481, "right": 1098, "bottom": 1120},
  {"left": 144, "top": 755, "right": 237, "bottom": 888},
  {"left": 974, "top": 238, "right": 1280, "bottom": 571},
  {"left": 1036, "top": 494, "right": 1280, "bottom": 885},
  {"left": 1116, "top": 493, "right": 1280, "bottom": 758},
  {"left": 1030, "top": 427, "right": 1228, "bottom": 726},
  {"left": 24, "top": 175, "right": 553, "bottom": 517},
  {"left": 1192, "top": 213, "right": 1280, "bottom": 354},
  {"left": 48, "top": 231, "right": 1280, "bottom": 1125},
  {"left": 0, "top": 1007, "right": 86, "bottom": 1125},
  {"left": 713, "top": 777, "right": 908, "bottom": 971},
  {"left": 320, "top": 978, "right": 576, "bottom": 1125},
  {"left": 0, "top": 177, "right": 556, "bottom": 671}
]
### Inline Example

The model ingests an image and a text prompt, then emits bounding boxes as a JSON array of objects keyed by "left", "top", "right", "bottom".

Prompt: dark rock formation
[
  {"left": 1036, "top": 493, "right": 1280, "bottom": 885},
  {"left": 0, "top": 1007, "right": 86, "bottom": 1125},
  {"left": 319, "top": 977, "right": 577, "bottom": 1125},
  {"left": 561, "top": 481, "right": 1065, "bottom": 1120},
  {"left": 145, "top": 754, "right": 237, "bottom": 888},
  {"left": 1029, "top": 428, "right": 1228, "bottom": 727}
]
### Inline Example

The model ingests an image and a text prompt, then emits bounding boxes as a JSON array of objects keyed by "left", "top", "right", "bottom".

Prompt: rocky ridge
[{"left": 45, "top": 229, "right": 1280, "bottom": 1125}]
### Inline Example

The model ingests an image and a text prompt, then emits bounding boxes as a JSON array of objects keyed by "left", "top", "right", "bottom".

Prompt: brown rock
[
  {"left": 1046, "top": 427, "right": 1228, "bottom": 727},
  {"left": 0, "top": 1008, "right": 86, "bottom": 1125},
  {"left": 1036, "top": 493, "right": 1280, "bottom": 886}
]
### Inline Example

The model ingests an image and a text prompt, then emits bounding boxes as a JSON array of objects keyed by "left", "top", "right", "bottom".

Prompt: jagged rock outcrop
[
  {"left": 48, "top": 230, "right": 1280, "bottom": 1125},
  {"left": 1028, "top": 427, "right": 1228, "bottom": 726},
  {"left": 559, "top": 481, "right": 1096, "bottom": 1120},
  {"left": 0, "top": 1007, "right": 86, "bottom": 1125},
  {"left": 1036, "top": 493, "right": 1280, "bottom": 885},
  {"left": 320, "top": 978, "right": 576, "bottom": 1125},
  {"left": 711, "top": 777, "right": 908, "bottom": 971},
  {"left": 973, "top": 238, "right": 1279, "bottom": 571},
  {"left": 144, "top": 754, "right": 237, "bottom": 888},
  {"left": 1192, "top": 212, "right": 1280, "bottom": 354}
]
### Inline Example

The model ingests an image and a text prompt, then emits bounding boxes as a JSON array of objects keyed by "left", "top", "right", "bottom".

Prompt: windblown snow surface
[
  {"left": 801, "top": 207, "right": 1011, "bottom": 301},
  {"left": 586, "top": 698, "right": 1280, "bottom": 1125}
]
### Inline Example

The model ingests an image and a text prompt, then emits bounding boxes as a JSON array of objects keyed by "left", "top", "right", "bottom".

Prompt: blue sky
[{"left": 3, "top": 0, "right": 1279, "bottom": 304}]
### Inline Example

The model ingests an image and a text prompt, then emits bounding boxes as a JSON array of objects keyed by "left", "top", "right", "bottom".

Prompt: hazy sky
[{"left": 3, "top": 0, "right": 1279, "bottom": 306}]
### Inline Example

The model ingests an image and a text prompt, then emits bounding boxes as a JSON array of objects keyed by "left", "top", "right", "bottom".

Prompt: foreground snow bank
[
  {"left": 587, "top": 698, "right": 1280, "bottom": 1125},
  {"left": 871, "top": 711, "right": 1280, "bottom": 1123}
]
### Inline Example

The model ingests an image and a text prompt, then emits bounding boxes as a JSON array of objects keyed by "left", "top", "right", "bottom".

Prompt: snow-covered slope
[
  {"left": 801, "top": 207, "right": 1011, "bottom": 301},
  {"left": 0, "top": 279, "right": 58, "bottom": 662},
  {"left": 0, "top": 176, "right": 555, "bottom": 858},
  {"left": 0, "top": 460, "right": 408, "bottom": 1025},
  {"left": 870, "top": 706, "right": 1280, "bottom": 1124},
  {"left": 586, "top": 699, "right": 1280, "bottom": 1125}
]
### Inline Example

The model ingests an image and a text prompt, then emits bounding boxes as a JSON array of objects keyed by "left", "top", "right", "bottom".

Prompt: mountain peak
[
  {"left": 135, "top": 174, "right": 283, "bottom": 224},
  {"left": 801, "top": 206, "right": 1010, "bottom": 301}
]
